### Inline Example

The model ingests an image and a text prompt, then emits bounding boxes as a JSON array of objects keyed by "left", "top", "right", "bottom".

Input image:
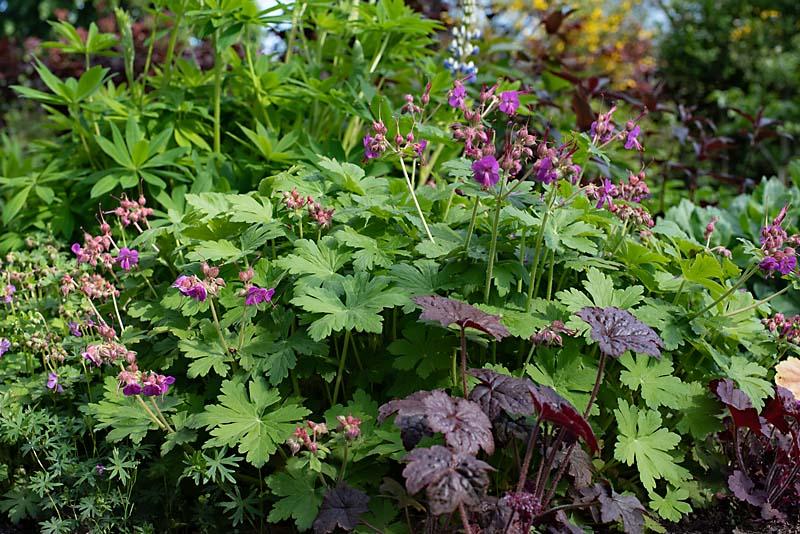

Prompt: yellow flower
[{"left": 776, "top": 357, "right": 800, "bottom": 400}]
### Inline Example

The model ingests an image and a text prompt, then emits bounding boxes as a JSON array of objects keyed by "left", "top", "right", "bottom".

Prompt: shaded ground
[{"left": 674, "top": 499, "right": 800, "bottom": 534}]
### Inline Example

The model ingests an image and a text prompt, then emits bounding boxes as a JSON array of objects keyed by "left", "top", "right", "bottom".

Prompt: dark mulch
[{"left": 673, "top": 498, "right": 800, "bottom": 534}]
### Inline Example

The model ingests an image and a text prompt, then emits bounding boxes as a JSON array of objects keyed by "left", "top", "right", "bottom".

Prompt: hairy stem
[
  {"left": 483, "top": 189, "right": 504, "bottom": 303},
  {"left": 463, "top": 196, "right": 480, "bottom": 253},
  {"left": 458, "top": 502, "right": 472, "bottom": 534},
  {"left": 688, "top": 265, "right": 758, "bottom": 320},
  {"left": 399, "top": 157, "right": 435, "bottom": 243},
  {"left": 525, "top": 186, "right": 557, "bottom": 311},
  {"left": 332, "top": 330, "right": 351, "bottom": 405},
  {"left": 208, "top": 298, "right": 230, "bottom": 354}
]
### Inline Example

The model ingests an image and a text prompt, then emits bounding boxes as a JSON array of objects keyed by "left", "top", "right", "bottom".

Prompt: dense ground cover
[{"left": 1, "top": 1, "right": 799, "bottom": 532}]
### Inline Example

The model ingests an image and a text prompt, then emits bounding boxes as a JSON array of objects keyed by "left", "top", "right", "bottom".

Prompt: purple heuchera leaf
[
  {"left": 597, "top": 489, "right": 646, "bottom": 534},
  {"left": 403, "top": 445, "right": 493, "bottom": 515},
  {"left": 413, "top": 295, "right": 510, "bottom": 340},
  {"left": 711, "top": 379, "right": 762, "bottom": 432},
  {"left": 728, "top": 470, "right": 766, "bottom": 507},
  {"left": 380, "top": 390, "right": 494, "bottom": 455},
  {"left": 576, "top": 306, "right": 663, "bottom": 358},
  {"left": 468, "top": 368, "right": 535, "bottom": 420},
  {"left": 422, "top": 390, "right": 494, "bottom": 455},
  {"left": 529, "top": 385, "right": 599, "bottom": 453},
  {"left": 313, "top": 484, "right": 370, "bottom": 534}
]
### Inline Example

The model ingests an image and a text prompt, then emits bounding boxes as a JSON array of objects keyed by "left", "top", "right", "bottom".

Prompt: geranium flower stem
[
  {"left": 332, "top": 329, "right": 351, "bottom": 406},
  {"left": 399, "top": 157, "right": 435, "bottom": 243},
  {"left": 463, "top": 196, "right": 480, "bottom": 253},
  {"left": 212, "top": 31, "right": 223, "bottom": 155},
  {"left": 136, "top": 396, "right": 166, "bottom": 431},
  {"left": 208, "top": 298, "right": 230, "bottom": 354},
  {"left": 150, "top": 398, "right": 175, "bottom": 433},
  {"left": 723, "top": 284, "right": 790, "bottom": 317},
  {"left": 111, "top": 293, "right": 126, "bottom": 333},
  {"left": 688, "top": 265, "right": 758, "bottom": 320},
  {"left": 525, "top": 186, "right": 557, "bottom": 311},
  {"left": 484, "top": 188, "right": 504, "bottom": 303}
]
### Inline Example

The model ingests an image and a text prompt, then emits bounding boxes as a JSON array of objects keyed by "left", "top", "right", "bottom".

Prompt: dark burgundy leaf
[
  {"left": 711, "top": 379, "right": 762, "bottom": 432},
  {"left": 380, "top": 390, "right": 494, "bottom": 454},
  {"left": 576, "top": 307, "right": 663, "bottom": 358},
  {"left": 469, "top": 368, "right": 535, "bottom": 420},
  {"left": 378, "top": 390, "right": 431, "bottom": 423},
  {"left": 529, "top": 385, "right": 599, "bottom": 453},
  {"left": 403, "top": 445, "right": 493, "bottom": 515},
  {"left": 397, "top": 414, "right": 434, "bottom": 450},
  {"left": 492, "top": 413, "right": 533, "bottom": 445},
  {"left": 728, "top": 470, "right": 766, "bottom": 507},
  {"left": 313, "top": 484, "right": 370, "bottom": 534},
  {"left": 762, "top": 386, "right": 800, "bottom": 433},
  {"left": 548, "top": 511, "right": 584, "bottom": 534},
  {"left": 597, "top": 489, "right": 646, "bottom": 534},
  {"left": 413, "top": 295, "right": 510, "bottom": 340},
  {"left": 567, "top": 447, "right": 594, "bottom": 489},
  {"left": 423, "top": 390, "right": 495, "bottom": 455}
]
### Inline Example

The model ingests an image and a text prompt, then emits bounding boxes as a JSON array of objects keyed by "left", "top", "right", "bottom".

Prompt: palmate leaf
[
  {"left": 525, "top": 349, "right": 598, "bottom": 416},
  {"left": 292, "top": 272, "right": 406, "bottom": 341},
  {"left": 468, "top": 368, "right": 535, "bottom": 420},
  {"left": 402, "top": 446, "right": 493, "bottom": 515},
  {"left": 676, "top": 381, "right": 723, "bottom": 439},
  {"left": 649, "top": 487, "right": 692, "bottom": 522},
  {"left": 413, "top": 295, "right": 510, "bottom": 340},
  {"left": 242, "top": 330, "right": 326, "bottom": 385},
  {"left": 577, "top": 307, "right": 664, "bottom": 358},
  {"left": 267, "top": 466, "right": 324, "bottom": 531},
  {"left": 619, "top": 354, "right": 689, "bottom": 409},
  {"left": 193, "top": 377, "right": 309, "bottom": 467},
  {"left": 277, "top": 237, "right": 351, "bottom": 288},
  {"left": 724, "top": 356, "right": 772, "bottom": 411},
  {"left": 557, "top": 268, "right": 644, "bottom": 313},
  {"left": 84, "top": 377, "right": 181, "bottom": 443},
  {"left": 613, "top": 400, "right": 690, "bottom": 492},
  {"left": 313, "top": 484, "right": 370, "bottom": 534}
]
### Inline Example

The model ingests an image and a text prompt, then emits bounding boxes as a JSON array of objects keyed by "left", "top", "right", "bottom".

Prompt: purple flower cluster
[
  {"left": 589, "top": 106, "right": 645, "bottom": 151},
  {"left": 112, "top": 195, "right": 153, "bottom": 228},
  {"left": 0, "top": 338, "right": 10, "bottom": 357},
  {"left": 71, "top": 230, "right": 113, "bottom": 268},
  {"left": 82, "top": 341, "right": 137, "bottom": 367},
  {"left": 245, "top": 285, "right": 275, "bottom": 306},
  {"left": 308, "top": 201, "right": 335, "bottom": 228},
  {"left": 118, "top": 364, "right": 175, "bottom": 396},
  {"left": 64, "top": 273, "right": 119, "bottom": 300},
  {"left": 587, "top": 171, "right": 654, "bottom": 228},
  {"left": 363, "top": 117, "right": 428, "bottom": 162},
  {"left": 763, "top": 313, "right": 800, "bottom": 345},
  {"left": 759, "top": 206, "right": 798, "bottom": 276},
  {"left": 531, "top": 143, "right": 581, "bottom": 185},
  {"left": 173, "top": 274, "right": 208, "bottom": 301},
  {"left": 498, "top": 90, "right": 521, "bottom": 115},
  {"left": 530, "top": 320, "right": 577, "bottom": 347}
]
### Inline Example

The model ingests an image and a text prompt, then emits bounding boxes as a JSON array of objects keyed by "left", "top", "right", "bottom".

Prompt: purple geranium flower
[
  {"left": 363, "top": 135, "right": 380, "bottom": 159},
  {"left": 448, "top": 80, "right": 467, "bottom": 109},
  {"left": 472, "top": 155, "right": 500, "bottom": 188},
  {"left": 122, "top": 383, "right": 142, "bottom": 396},
  {"left": 96, "top": 464, "right": 106, "bottom": 476},
  {"left": 245, "top": 286, "right": 276, "bottom": 306},
  {"left": 172, "top": 275, "right": 207, "bottom": 302},
  {"left": 534, "top": 157, "right": 558, "bottom": 184},
  {"left": 69, "top": 321, "right": 82, "bottom": 337},
  {"left": 498, "top": 91, "right": 521, "bottom": 115},
  {"left": 595, "top": 178, "right": 618, "bottom": 209},
  {"left": 760, "top": 252, "right": 797, "bottom": 276},
  {"left": 47, "top": 372, "right": 64, "bottom": 394},
  {"left": 3, "top": 284, "right": 15, "bottom": 304},
  {"left": 0, "top": 338, "right": 10, "bottom": 357},
  {"left": 624, "top": 125, "right": 642, "bottom": 151},
  {"left": 116, "top": 248, "right": 139, "bottom": 271}
]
